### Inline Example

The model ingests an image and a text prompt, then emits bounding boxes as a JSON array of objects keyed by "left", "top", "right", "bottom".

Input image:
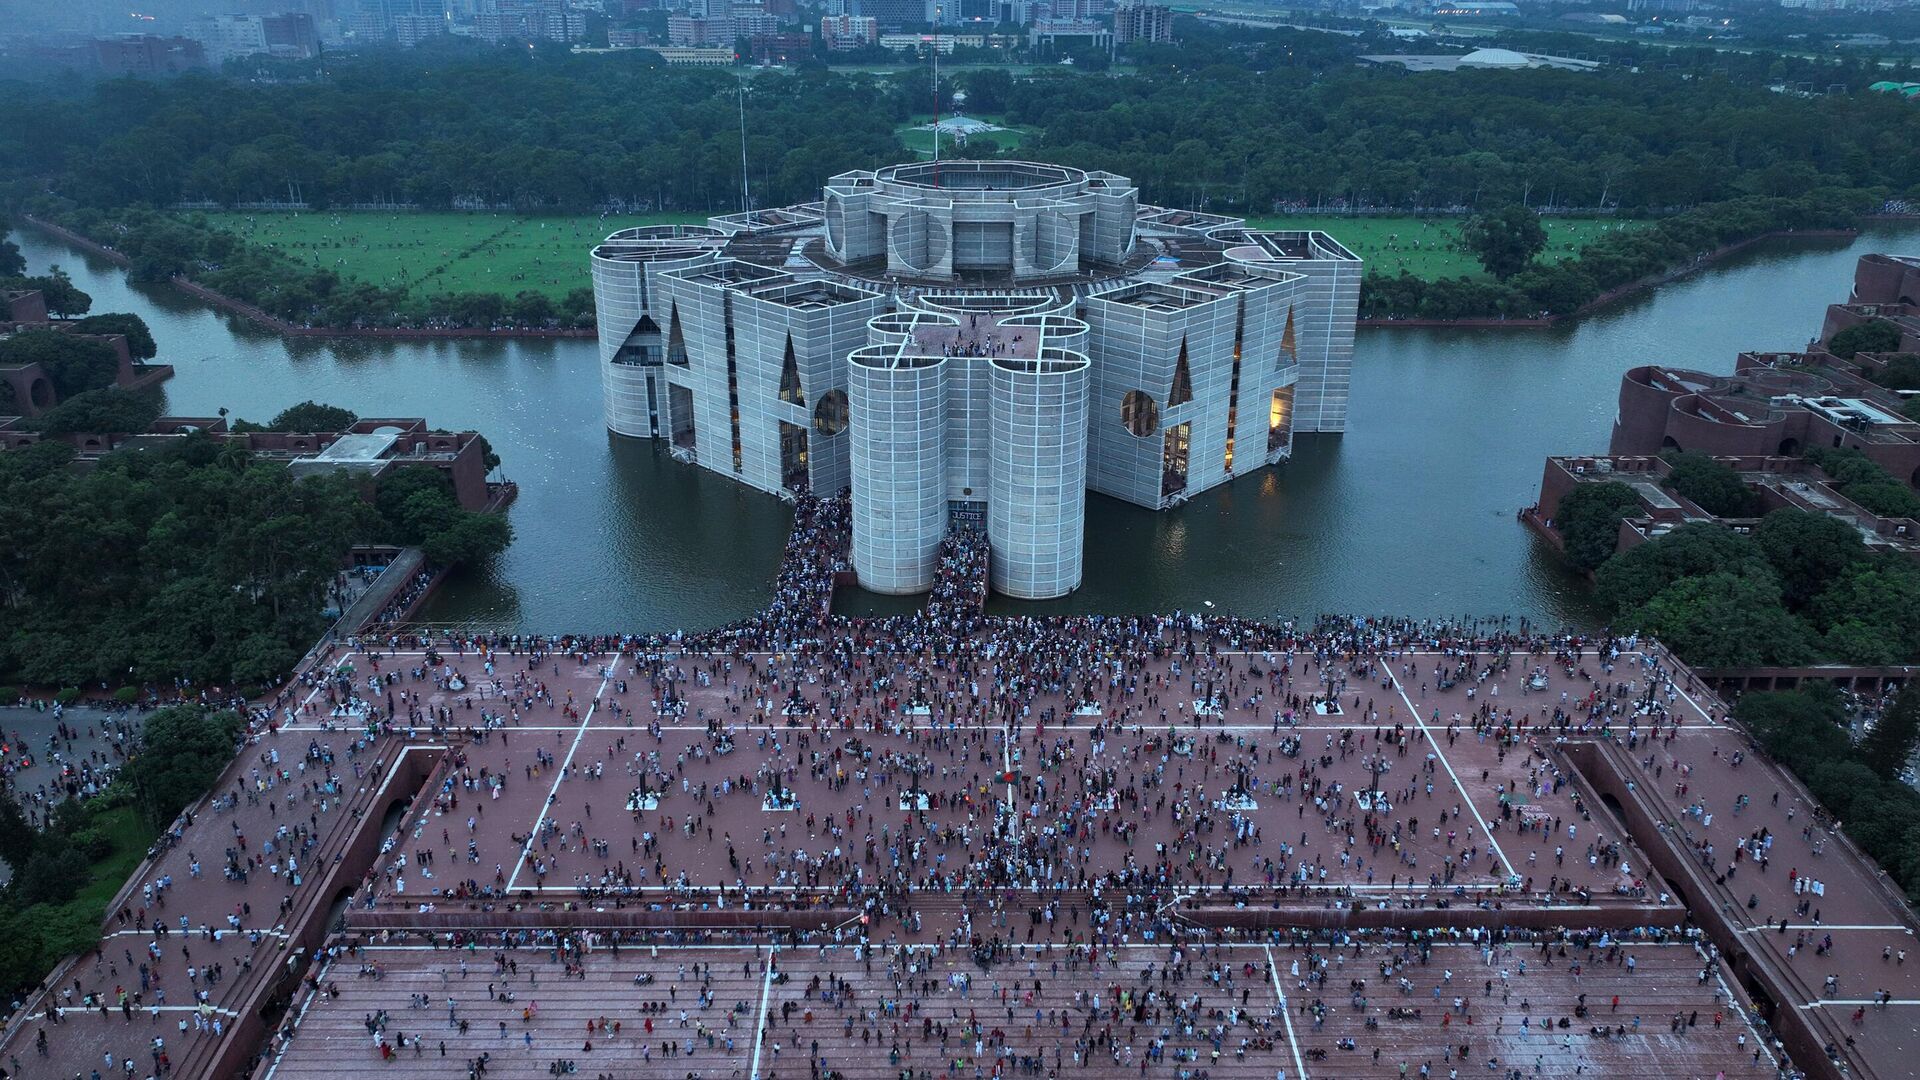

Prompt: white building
[
  {"left": 590, "top": 161, "right": 1360, "bottom": 599},
  {"left": 192, "top": 14, "right": 269, "bottom": 64}
]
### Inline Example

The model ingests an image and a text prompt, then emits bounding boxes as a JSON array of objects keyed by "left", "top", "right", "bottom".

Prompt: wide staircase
[
  {"left": 267, "top": 945, "right": 771, "bottom": 1079},
  {"left": 1283, "top": 940, "right": 1769, "bottom": 1078},
  {"left": 759, "top": 943, "right": 1298, "bottom": 1080}
]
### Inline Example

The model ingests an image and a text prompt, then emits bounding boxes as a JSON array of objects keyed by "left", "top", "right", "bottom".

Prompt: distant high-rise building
[
  {"left": 192, "top": 14, "right": 268, "bottom": 64},
  {"left": 473, "top": 0, "right": 587, "bottom": 42},
  {"left": 857, "top": 0, "right": 931, "bottom": 31},
  {"left": 820, "top": 13, "right": 879, "bottom": 46},
  {"left": 1113, "top": 1, "right": 1171, "bottom": 43},
  {"left": 91, "top": 34, "right": 209, "bottom": 76},
  {"left": 262, "top": 13, "right": 324, "bottom": 56},
  {"left": 668, "top": 12, "right": 733, "bottom": 43},
  {"left": 392, "top": 12, "right": 449, "bottom": 44}
]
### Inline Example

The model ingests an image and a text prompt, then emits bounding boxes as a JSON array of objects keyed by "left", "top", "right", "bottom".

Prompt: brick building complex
[
  {"left": 1597, "top": 255, "right": 1920, "bottom": 488},
  {"left": 590, "top": 160, "right": 1359, "bottom": 598}
]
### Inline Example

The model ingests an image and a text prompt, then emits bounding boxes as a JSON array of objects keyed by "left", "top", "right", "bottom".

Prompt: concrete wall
[
  {"left": 989, "top": 352, "right": 1090, "bottom": 598},
  {"left": 849, "top": 351, "right": 949, "bottom": 593}
]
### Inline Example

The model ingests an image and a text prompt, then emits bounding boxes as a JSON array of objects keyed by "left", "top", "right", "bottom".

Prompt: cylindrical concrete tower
[
  {"left": 849, "top": 348, "right": 949, "bottom": 595},
  {"left": 988, "top": 348, "right": 1091, "bottom": 600},
  {"left": 591, "top": 225, "right": 722, "bottom": 438}
]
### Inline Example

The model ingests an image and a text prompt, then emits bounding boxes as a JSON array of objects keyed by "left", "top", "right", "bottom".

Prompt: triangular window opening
[
  {"left": 779, "top": 336, "right": 806, "bottom": 406},
  {"left": 666, "top": 305, "right": 689, "bottom": 366},
  {"left": 1168, "top": 338, "right": 1193, "bottom": 407},
  {"left": 1279, "top": 305, "right": 1299, "bottom": 369}
]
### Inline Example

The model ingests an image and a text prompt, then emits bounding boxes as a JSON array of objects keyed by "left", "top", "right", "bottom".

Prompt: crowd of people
[{"left": 10, "top": 497, "right": 1845, "bottom": 1080}]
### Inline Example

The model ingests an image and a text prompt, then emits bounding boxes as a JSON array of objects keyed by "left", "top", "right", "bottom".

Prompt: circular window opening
[
  {"left": 813, "top": 390, "right": 849, "bottom": 436},
  {"left": 1120, "top": 390, "right": 1159, "bottom": 437}
]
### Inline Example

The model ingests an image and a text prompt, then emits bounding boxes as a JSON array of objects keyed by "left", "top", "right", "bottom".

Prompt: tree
[
  {"left": 1735, "top": 685, "right": 1850, "bottom": 772},
  {"left": 375, "top": 465, "right": 512, "bottom": 567},
  {"left": 1860, "top": 682, "right": 1920, "bottom": 782},
  {"left": 1660, "top": 450, "right": 1759, "bottom": 517},
  {"left": 1809, "top": 561, "right": 1920, "bottom": 664},
  {"left": 1828, "top": 318, "right": 1902, "bottom": 360},
  {"left": 1461, "top": 205, "right": 1548, "bottom": 280},
  {"left": 1593, "top": 521, "right": 1768, "bottom": 613},
  {"left": 1751, "top": 508, "right": 1866, "bottom": 610},
  {"left": 1553, "top": 481, "right": 1640, "bottom": 572},
  {"left": 69, "top": 313, "right": 158, "bottom": 361},
  {"left": 26, "top": 267, "right": 90, "bottom": 319},
  {"left": 268, "top": 400, "right": 358, "bottom": 433},
  {"left": 1626, "top": 570, "right": 1817, "bottom": 667},
  {"left": 508, "top": 290, "right": 556, "bottom": 326},
  {"left": 123, "top": 706, "right": 245, "bottom": 827},
  {"left": 422, "top": 510, "right": 513, "bottom": 566},
  {"left": 0, "top": 331, "right": 120, "bottom": 398},
  {"left": 32, "top": 387, "right": 163, "bottom": 435},
  {"left": 1868, "top": 354, "right": 1920, "bottom": 392}
]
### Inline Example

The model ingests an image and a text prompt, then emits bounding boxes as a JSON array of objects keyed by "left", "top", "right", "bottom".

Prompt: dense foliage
[
  {"left": 0, "top": 787, "right": 148, "bottom": 1000},
  {"left": 0, "top": 266, "right": 92, "bottom": 319},
  {"left": 1461, "top": 205, "right": 1547, "bottom": 280},
  {"left": 1358, "top": 194, "right": 1868, "bottom": 319},
  {"left": 1829, "top": 319, "right": 1905, "bottom": 360},
  {"left": 67, "top": 312, "right": 156, "bottom": 360},
  {"left": 33, "top": 387, "right": 163, "bottom": 436},
  {"left": 1589, "top": 507, "right": 1920, "bottom": 667},
  {"left": 1660, "top": 451, "right": 1760, "bottom": 518},
  {"left": 1804, "top": 446, "right": 1920, "bottom": 520},
  {"left": 124, "top": 706, "right": 246, "bottom": 828},
  {"left": 1, "top": 34, "right": 1916, "bottom": 323},
  {"left": 0, "top": 330, "right": 119, "bottom": 398},
  {"left": 1551, "top": 480, "right": 1640, "bottom": 572},
  {"left": 1736, "top": 684, "right": 1920, "bottom": 899},
  {"left": 0, "top": 428, "right": 510, "bottom": 691}
]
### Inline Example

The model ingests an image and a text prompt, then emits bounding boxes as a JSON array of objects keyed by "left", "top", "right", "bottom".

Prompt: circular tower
[
  {"left": 849, "top": 344, "right": 950, "bottom": 595},
  {"left": 988, "top": 348, "right": 1092, "bottom": 600}
]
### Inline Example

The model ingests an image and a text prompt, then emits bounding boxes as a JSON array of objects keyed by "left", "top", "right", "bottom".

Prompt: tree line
[
  {"left": 0, "top": 407, "right": 510, "bottom": 694},
  {"left": 3, "top": 31, "right": 1917, "bottom": 323},
  {"left": 1554, "top": 451, "right": 1920, "bottom": 669}
]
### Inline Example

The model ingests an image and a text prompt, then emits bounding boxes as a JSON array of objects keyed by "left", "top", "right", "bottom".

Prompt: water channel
[{"left": 13, "top": 222, "right": 1917, "bottom": 633}]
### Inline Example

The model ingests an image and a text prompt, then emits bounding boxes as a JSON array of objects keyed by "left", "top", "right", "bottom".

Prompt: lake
[{"left": 13, "top": 222, "right": 1914, "bottom": 633}]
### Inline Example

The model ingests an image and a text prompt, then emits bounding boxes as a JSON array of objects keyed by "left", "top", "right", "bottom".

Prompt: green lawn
[
  {"left": 1243, "top": 214, "right": 1647, "bottom": 281},
  {"left": 196, "top": 210, "right": 713, "bottom": 300},
  {"left": 895, "top": 113, "right": 1041, "bottom": 158},
  {"left": 71, "top": 803, "right": 150, "bottom": 913},
  {"left": 193, "top": 209, "right": 1646, "bottom": 301}
]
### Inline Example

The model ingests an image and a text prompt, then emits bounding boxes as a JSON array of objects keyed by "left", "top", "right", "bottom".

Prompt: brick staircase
[{"left": 267, "top": 946, "right": 772, "bottom": 1079}]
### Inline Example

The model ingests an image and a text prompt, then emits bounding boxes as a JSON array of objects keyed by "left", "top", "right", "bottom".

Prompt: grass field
[
  {"left": 198, "top": 210, "right": 712, "bottom": 300},
  {"left": 72, "top": 804, "right": 151, "bottom": 912},
  {"left": 895, "top": 114, "right": 1041, "bottom": 158},
  {"left": 1241, "top": 214, "right": 1646, "bottom": 281},
  {"left": 194, "top": 209, "right": 1647, "bottom": 300}
]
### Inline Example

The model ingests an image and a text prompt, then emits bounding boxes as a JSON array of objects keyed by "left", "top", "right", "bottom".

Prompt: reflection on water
[{"left": 13, "top": 223, "right": 1911, "bottom": 633}]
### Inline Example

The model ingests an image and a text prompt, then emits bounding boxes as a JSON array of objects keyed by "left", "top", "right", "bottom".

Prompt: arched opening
[
  {"left": 1659, "top": 435, "right": 1680, "bottom": 451},
  {"left": 812, "top": 390, "right": 848, "bottom": 436},
  {"left": 1119, "top": 390, "right": 1158, "bottom": 437},
  {"left": 1777, "top": 437, "right": 1800, "bottom": 456},
  {"left": 27, "top": 377, "right": 53, "bottom": 410}
]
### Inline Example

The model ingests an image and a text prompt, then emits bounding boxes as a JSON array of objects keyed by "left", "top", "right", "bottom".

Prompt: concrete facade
[
  {"left": 849, "top": 333, "right": 950, "bottom": 594},
  {"left": 591, "top": 160, "right": 1361, "bottom": 599},
  {"left": 988, "top": 351, "right": 1091, "bottom": 598}
]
